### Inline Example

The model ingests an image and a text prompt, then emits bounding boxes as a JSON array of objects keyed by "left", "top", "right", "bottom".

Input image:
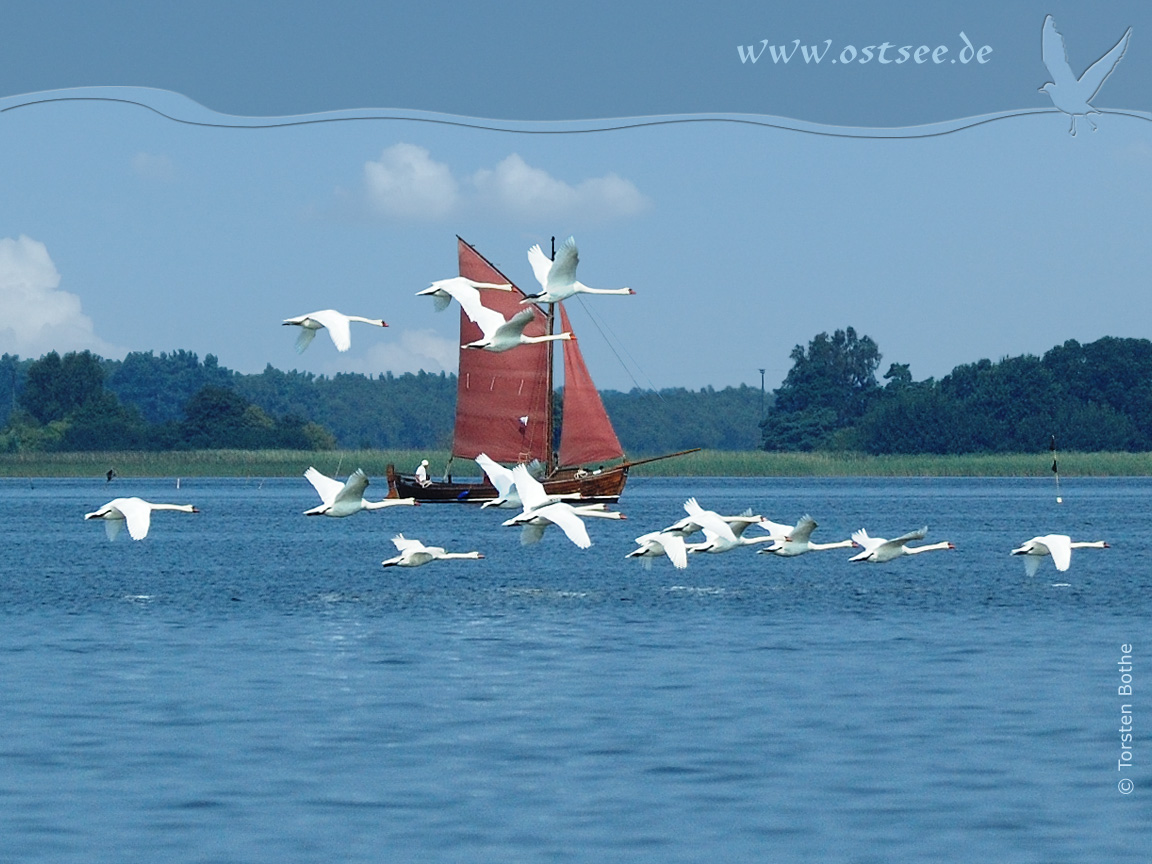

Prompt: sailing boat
[{"left": 387, "top": 237, "right": 692, "bottom": 503}]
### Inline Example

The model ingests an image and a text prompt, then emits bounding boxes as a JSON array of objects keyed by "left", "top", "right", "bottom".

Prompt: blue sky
[{"left": 1, "top": 2, "right": 1150, "bottom": 392}]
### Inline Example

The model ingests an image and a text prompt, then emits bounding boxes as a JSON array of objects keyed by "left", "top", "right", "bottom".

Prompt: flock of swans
[
  {"left": 84, "top": 457, "right": 1110, "bottom": 577},
  {"left": 283, "top": 236, "right": 634, "bottom": 357},
  {"left": 88, "top": 235, "right": 1109, "bottom": 577}
]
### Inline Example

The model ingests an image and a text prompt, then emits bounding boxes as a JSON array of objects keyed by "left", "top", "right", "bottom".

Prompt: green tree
[
  {"left": 762, "top": 328, "right": 882, "bottom": 450},
  {"left": 20, "top": 350, "right": 107, "bottom": 424}
]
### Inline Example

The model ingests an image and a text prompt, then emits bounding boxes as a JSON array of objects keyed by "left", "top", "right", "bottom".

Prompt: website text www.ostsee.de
[{"left": 737, "top": 33, "right": 992, "bottom": 67}]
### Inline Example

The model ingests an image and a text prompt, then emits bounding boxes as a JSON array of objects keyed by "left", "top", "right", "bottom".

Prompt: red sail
[
  {"left": 452, "top": 238, "right": 552, "bottom": 463},
  {"left": 557, "top": 304, "right": 624, "bottom": 467}
]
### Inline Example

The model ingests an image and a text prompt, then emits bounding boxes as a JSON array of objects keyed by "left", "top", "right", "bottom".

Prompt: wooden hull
[{"left": 386, "top": 463, "right": 628, "bottom": 504}]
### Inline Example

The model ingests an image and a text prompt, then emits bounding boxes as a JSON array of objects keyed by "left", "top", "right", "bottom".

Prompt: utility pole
[{"left": 759, "top": 368, "right": 765, "bottom": 420}]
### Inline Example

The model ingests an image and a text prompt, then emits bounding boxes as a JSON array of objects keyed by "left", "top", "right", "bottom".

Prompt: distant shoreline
[{"left": 2, "top": 449, "right": 1150, "bottom": 478}]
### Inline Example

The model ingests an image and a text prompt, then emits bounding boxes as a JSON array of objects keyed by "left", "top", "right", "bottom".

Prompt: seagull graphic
[{"left": 1039, "top": 15, "right": 1131, "bottom": 136}]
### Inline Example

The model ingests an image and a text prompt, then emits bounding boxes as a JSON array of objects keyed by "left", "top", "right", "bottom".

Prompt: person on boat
[{"left": 415, "top": 459, "right": 432, "bottom": 487}]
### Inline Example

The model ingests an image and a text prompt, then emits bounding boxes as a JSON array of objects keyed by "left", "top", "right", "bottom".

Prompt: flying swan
[
  {"left": 849, "top": 527, "right": 955, "bottom": 563},
  {"left": 1010, "top": 534, "right": 1108, "bottom": 576},
  {"left": 759, "top": 515, "right": 857, "bottom": 557},
  {"left": 282, "top": 309, "right": 388, "bottom": 353},
  {"left": 381, "top": 534, "right": 484, "bottom": 567},
  {"left": 303, "top": 467, "right": 417, "bottom": 517},
  {"left": 523, "top": 236, "right": 635, "bottom": 304},
  {"left": 85, "top": 497, "right": 199, "bottom": 540}
]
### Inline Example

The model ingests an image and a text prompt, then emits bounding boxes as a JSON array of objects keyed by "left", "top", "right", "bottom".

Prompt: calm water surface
[{"left": 0, "top": 476, "right": 1147, "bottom": 862}]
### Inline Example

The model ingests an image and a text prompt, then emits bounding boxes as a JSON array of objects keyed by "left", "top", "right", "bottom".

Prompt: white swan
[
  {"left": 85, "top": 497, "right": 199, "bottom": 541},
  {"left": 475, "top": 454, "right": 579, "bottom": 509},
  {"left": 662, "top": 499, "right": 764, "bottom": 539},
  {"left": 1011, "top": 534, "right": 1108, "bottom": 576},
  {"left": 677, "top": 499, "right": 777, "bottom": 554},
  {"left": 475, "top": 453, "right": 521, "bottom": 509},
  {"left": 523, "top": 236, "right": 635, "bottom": 304},
  {"left": 282, "top": 309, "right": 387, "bottom": 353},
  {"left": 758, "top": 515, "right": 857, "bottom": 557},
  {"left": 501, "top": 464, "right": 625, "bottom": 547},
  {"left": 381, "top": 534, "right": 483, "bottom": 567},
  {"left": 416, "top": 276, "right": 512, "bottom": 312},
  {"left": 303, "top": 467, "right": 418, "bottom": 517},
  {"left": 423, "top": 277, "right": 573, "bottom": 352},
  {"left": 849, "top": 527, "right": 955, "bottom": 563},
  {"left": 627, "top": 530, "right": 689, "bottom": 569}
]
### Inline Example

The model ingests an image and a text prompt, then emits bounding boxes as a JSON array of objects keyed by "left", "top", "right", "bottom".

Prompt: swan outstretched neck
[
  {"left": 282, "top": 309, "right": 388, "bottom": 353},
  {"left": 759, "top": 515, "right": 857, "bottom": 557},
  {"left": 522, "top": 237, "right": 634, "bottom": 305},
  {"left": 85, "top": 497, "right": 199, "bottom": 540},
  {"left": 849, "top": 526, "right": 955, "bottom": 563},
  {"left": 1011, "top": 534, "right": 1108, "bottom": 575},
  {"left": 381, "top": 534, "right": 484, "bottom": 567},
  {"left": 303, "top": 467, "right": 417, "bottom": 516}
]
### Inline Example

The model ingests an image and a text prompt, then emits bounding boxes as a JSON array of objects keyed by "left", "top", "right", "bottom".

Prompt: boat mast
[{"left": 545, "top": 236, "right": 557, "bottom": 476}]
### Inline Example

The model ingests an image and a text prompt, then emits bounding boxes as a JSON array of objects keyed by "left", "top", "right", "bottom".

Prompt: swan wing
[
  {"left": 683, "top": 498, "right": 738, "bottom": 543},
  {"left": 304, "top": 467, "right": 343, "bottom": 505},
  {"left": 789, "top": 515, "right": 818, "bottom": 544},
  {"left": 1023, "top": 555, "right": 1042, "bottom": 577},
  {"left": 1042, "top": 534, "right": 1073, "bottom": 572},
  {"left": 390, "top": 534, "right": 425, "bottom": 553},
  {"left": 442, "top": 279, "right": 505, "bottom": 339},
  {"left": 535, "top": 503, "right": 592, "bottom": 549},
  {"left": 527, "top": 244, "right": 553, "bottom": 289},
  {"left": 335, "top": 469, "right": 370, "bottom": 504},
  {"left": 547, "top": 237, "right": 579, "bottom": 288},
  {"left": 519, "top": 521, "right": 548, "bottom": 546},
  {"left": 512, "top": 463, "right": 549, "bottom": 511},
  {"left": 294, "top": 326, "right": 317, "bottom": 354},
  {"left": 759, "top": 518, "right": 794, "bottom": 539},
  {"left": 476, "top": 453, "right": 514, "bottom": 498},
  {"left": 103, "top": 515, "right": 124, "bottom": 541},
  {"left": 661, "top": 533, "right": 689, "bottom": 569},
  {"left": 890, "top": 526, "right": 929, "bottom": 547},
  {"left": 117, "top": 498, "right": 152, "bottom": 541},
  {"left": 497, "top": 308, "right": 537, "bottom": 340},
  {"left": 306, "top": 310, "right": 352, "bottom": 351}
]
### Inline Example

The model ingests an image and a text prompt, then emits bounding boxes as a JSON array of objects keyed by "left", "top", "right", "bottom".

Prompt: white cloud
[
  {"left": 324, "top": 329, "right": 459, "bottom": 376},
  {"left": 471, "top": 153, "right": 649, "bottom": 220},
  {"left": 358, "top": 146, "right": 648, "bottom": 222},
  {"left": 0, "top": 235, "right": 115, "bottom": 359},
  {"left": 364, "top": 143, "right": 459, "bottom": 219}
]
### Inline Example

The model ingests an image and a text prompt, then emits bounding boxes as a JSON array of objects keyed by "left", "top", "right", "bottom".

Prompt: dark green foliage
[
  {"left": 20, "top": 351, "right": 107, "bottom": 424},
  {"left": 106, "top": 350, "right": 233, "bottom": 424},
  {"left": 762, "top": 328, "right": 881, "bottom": 450},
  {"left": 1, "top": 351, "right": 336, "bottom": 452},
  {"left": 765, "top": 331, "right": 1152, "bottom": 454},
  {"left": 233, "top": 366, "right": 456, "bottom": 450},
  {"left": 773, "top": 328, "right": 881, "bottom": 422},
  {"left": 601, "top": 385, "right": 764, "bottom": 453}
]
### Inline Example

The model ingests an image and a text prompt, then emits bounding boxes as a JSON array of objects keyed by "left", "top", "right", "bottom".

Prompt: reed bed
[{"left": 2, "top": 449, "right": 1152, "bottom": 478}]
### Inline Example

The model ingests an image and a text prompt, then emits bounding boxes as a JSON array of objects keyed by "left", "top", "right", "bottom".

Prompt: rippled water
[{"left": 0, "top": 476, "right": 1147, "bottom": 862}]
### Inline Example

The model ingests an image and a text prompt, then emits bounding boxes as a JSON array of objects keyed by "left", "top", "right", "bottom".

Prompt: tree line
[
  {"left": 0, "top": 349, "right": 761, "bottom": 454},
  {"left": 4, "top": 331, "right": 1149, "bottom": 455},
  {"left": 760, "top": 329, "right": 1152, "bottom": 453}
]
